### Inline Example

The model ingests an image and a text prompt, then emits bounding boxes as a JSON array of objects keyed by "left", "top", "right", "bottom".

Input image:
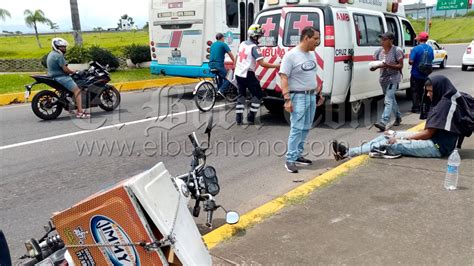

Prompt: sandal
[{"left": 76, "top": 111, "right": 91, "bottom": 119}]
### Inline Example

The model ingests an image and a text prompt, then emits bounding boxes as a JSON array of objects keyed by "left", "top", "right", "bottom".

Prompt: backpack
[{"left": 417, "top": 46, "right": 433, "bottom": 76}]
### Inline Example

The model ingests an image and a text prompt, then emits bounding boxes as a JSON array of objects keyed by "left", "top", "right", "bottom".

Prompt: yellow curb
[
  {"left": 0, "top": 77, "right": 200, "bottom": 106},
  {"left": 203, "top": 122, "right": 426, "bottom": 249}
]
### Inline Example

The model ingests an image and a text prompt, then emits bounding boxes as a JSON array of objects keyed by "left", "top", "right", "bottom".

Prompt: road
[{"left": 1, "top": 44, "right": 472, "bottom": 261}]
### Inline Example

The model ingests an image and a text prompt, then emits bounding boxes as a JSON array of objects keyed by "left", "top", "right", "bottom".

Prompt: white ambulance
[
  {"left": 254, "top": 0, "right": 418, "bottom": 117},
  {"left": 148, "top": 0, "right": 265, "bottom": 77}
]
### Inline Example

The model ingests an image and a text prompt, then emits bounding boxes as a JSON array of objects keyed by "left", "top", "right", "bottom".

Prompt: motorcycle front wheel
[
  {"left": 194, "top": 81, "right": 216, "bottom": 112},
  {"left": 31, "top": 90, "right": 63, "bottom": 120},
  {"left": 98, "top": 85, "right": 121, "bottom": 111}
]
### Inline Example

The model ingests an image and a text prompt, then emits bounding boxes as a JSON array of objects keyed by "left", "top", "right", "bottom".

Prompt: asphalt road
[{"left": 1, "top": 44, "right": 472, "bottom": 261}]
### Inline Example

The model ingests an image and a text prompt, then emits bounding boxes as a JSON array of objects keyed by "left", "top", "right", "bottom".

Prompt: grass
[
  {"left": 0, "top": 68, "right": 163, "bottom": 94},
  {"left": 409, "top": 17, "right": 474, "bottom": 43},
  {"left": 0, "top": 31, "right": 149, "bottom": 59}
]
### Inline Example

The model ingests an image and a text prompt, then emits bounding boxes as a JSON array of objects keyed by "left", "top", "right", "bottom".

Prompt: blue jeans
[
  {"left": 348, "top": 131, "right": 442, "bottom": 158},
  {"left": 210, "top": 63, "right": 229, "bottom": 93},
  {"left": 286, "top": 93, "right": 316, "bottom": 162},
  {"left": 381, "top": 83, "right": 401, "bottom": 124}
]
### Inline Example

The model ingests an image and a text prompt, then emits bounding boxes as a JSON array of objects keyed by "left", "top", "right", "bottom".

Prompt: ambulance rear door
[{"left": 330, "top": 7, "right": 353, "bottom": 105}]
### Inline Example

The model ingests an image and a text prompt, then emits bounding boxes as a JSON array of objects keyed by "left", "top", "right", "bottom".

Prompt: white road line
[
  {"left": 0, "top": 103, "right": 226, "bottom": 151},
  {"left": 446, "top": 65, "right": 462, "bottom": 68}
]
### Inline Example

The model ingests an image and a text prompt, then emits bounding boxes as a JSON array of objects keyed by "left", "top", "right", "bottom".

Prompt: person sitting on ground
[
  {"left": 47, "top": 37, "right": 89, "bottom": 118},
  {"left": 331, "top": 75, "right": 474, "bottom": 160}
]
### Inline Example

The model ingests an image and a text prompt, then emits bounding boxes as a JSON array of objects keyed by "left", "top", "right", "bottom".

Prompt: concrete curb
[
  {"left": 0, "top": 77, "right": 200, "bottom": 106},
  {"left": 203, "top": 122, "right": 426, "bottom": 250}
]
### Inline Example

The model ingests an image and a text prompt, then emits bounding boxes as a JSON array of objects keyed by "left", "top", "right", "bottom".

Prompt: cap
[
  {"left": 378, "top": 32, "right": 395, "bottom": 40},
  {"left": 215, "top": 33, "right": 224, "bottom": 40},
  {"left": 417, "top": 31, "right": 429, "bottom": 41}
]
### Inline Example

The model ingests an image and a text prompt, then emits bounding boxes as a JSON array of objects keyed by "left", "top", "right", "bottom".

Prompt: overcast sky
[
  {"left": 1, "top": 0, "right": 149, "bottom": 33},
  {"left": 1, "top": 0, "right": 439, "bottom": 33}
]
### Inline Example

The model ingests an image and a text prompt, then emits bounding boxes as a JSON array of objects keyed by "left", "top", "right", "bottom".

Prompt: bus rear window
[
  {"left": 283, "top": 12, "right": 319, "bottom": 47},
  {"left": 256, "top": 14, "right": 281, "bottom": 47}
]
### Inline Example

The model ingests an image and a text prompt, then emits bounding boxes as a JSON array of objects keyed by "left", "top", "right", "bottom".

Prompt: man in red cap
[{"left": 409, "top": 31, "right": 434, "bottom": 113}]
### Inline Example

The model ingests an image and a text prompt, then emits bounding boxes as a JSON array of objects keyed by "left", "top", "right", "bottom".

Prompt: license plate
[{"left": 168, "top": 57, "right": 187, "bottom": 65}]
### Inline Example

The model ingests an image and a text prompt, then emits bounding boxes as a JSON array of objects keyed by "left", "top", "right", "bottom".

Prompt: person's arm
[
  {"left": 388, "top": 128, "right": 436, "bottom": 144},
  {"left": 409, "top": 47, "right": 416, "bottom": 65},
  {"left": 62, "top": 65, "right": 75, "bottom": 75},
  {"left": 257, "top": 59, "right": 279, "bottom": 69},
  {"left": 58, "top": 55, "right": 75, "bottom": 75},
  {"left": 384, "top": 48, "right": 404, "bottom": 70},
  {"left": 227, "top": 51, "right": 235, "bottom": 64},
  {"left": 280, "top": 73, "right": 292, "bottom": 113}
]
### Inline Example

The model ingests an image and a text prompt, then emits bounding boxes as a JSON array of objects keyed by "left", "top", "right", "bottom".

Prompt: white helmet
[
  {"left": 247, "top": 24, "right": 264, "bottom": 38},
  {"left": 51, "top": 37, "right": 69, "bottom": 54}
]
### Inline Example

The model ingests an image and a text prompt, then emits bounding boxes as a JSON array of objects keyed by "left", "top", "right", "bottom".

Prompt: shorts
[{"left": 54, "top": 76, "right": 78, "bottom": 91}]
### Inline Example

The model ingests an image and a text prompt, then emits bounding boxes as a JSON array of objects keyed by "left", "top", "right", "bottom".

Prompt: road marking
[
  {"left": 204, "top": 122, "right": 426, "bottom": 249},
  {"left": 0, "top": 104, "right": 226, "bottom": 151},
  {"left": 446, "top": 65, "right": 461, "bottom": 68}
]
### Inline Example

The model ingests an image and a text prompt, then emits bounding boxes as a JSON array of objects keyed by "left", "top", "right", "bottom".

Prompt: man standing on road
[
  {"left": 280, "top": 26, "right": 324, "bottom": 173},
  {"left": 209, "top": 33, "right": 235, "bottom": 97},
  {"left": 234, "top": 24, "right": 279, "bottom": 125},
  {"left": 47, "top": 37, "right": 89, "bottom": 118},
  {"left": 371, "top": 32, "right": 404, "bottom": 131},
  {"left": 409, "top": 31, "right": 434, "bottom": 113}
]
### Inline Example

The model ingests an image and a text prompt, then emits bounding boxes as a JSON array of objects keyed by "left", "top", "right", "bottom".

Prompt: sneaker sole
[
  {"left": 369, "top": 152, "right": 401, "bottom": 159},
  {"left": 295, "top": 161, "right": 312, "bottom": 165},
  {"left": 374, "top": 124, "right": 386, "bottom": 131}
]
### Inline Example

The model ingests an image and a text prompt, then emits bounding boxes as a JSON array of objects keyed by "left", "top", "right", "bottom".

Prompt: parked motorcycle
[
  {"left": 25, "top": 61, "right": 121, "bottom": 120},
  {"left": 0, "top": 113, "right": 239, "bottom": 265}
]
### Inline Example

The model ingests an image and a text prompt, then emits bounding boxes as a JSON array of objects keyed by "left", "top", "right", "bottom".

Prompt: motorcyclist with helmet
[
  {"left": 47, "top": 38, "right": 90, "bottom": 118},
  {"left": 234, "top": 24, "right": 280, "bottom": 125}
]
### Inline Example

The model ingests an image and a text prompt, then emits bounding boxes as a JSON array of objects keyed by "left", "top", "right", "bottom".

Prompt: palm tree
[
  {"left": 70, "top": 0, "right": 83, "bottom": 46},
  {"left": 47, "top": 20, "right": 59, "bottom": 36},
  {"left": 24, "top": 9, "right": 51, "bottom": 48},
  {"left": 0, "top": 8, "right": 11, "bottom": 21}
]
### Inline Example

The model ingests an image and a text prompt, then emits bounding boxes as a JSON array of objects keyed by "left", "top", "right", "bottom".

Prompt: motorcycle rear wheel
[
  {"left": 31, "top": 90, "right": 63, "bottom": 120},
  {"left": 98, "top": 85, "right": 121, "bottom": 111}
]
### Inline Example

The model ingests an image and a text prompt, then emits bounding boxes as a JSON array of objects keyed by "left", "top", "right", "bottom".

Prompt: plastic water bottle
[{"left": 444, "top": 149, "right": 461, "bottom": 190}]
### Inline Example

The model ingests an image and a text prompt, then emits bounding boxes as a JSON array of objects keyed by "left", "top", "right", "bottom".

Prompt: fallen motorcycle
[
  {"left": 25, "top": 61, "right": 120, "bottom": 120},
  {"left": 1, "top": 113, "right": 239, "bottom": 265}
]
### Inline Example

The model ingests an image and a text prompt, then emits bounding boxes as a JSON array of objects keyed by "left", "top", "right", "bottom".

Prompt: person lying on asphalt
[{"left": 331, "top": 75, "right": 474, "bottom": 160}]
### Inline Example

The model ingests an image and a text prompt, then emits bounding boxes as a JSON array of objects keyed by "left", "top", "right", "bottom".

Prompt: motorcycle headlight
[{"left": 201, "top": 166, "right": 220, "bottom": 196}]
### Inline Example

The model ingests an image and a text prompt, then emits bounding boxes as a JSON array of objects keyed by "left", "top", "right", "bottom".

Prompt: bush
[
  {"left": 88, "top": 45, "right": 120, "bottom": 70},
  {"left": 65, "top": 45, "right": 90, "bottom": 64},
  {"left": 465, "top": 10, "right": 474, "bottom": 17},
  {"left": 122, "top": 44, "right": 151, "bottom": 64}
]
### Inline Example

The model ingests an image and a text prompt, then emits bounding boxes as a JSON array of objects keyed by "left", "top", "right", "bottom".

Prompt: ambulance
[
  {"left": 254, "top": 0, "right": 418, "bottom": 117},
  {"left": 148, "top": 0, "right": 265, "bottom": 77}
]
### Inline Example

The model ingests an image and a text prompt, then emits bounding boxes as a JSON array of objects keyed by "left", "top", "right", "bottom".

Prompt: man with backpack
[
  {"left": 409, "top": 31, "right": 434, "bottom": 113},
  {"left": 371, "top": 32, "right": 404, "bottom": 132}
]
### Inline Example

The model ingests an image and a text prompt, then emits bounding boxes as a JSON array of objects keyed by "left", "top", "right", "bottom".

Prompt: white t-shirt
[{"left": 279, "top": 47, "right": 317, "bottom": 92}]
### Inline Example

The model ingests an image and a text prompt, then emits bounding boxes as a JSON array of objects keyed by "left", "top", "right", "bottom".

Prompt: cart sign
[{"left": 437, "top": 0, "right": 469, "bottom": 10}]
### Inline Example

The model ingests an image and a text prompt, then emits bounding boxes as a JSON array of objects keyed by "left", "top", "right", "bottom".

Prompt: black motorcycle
[{"left": 25, "top": 61, "right": 121, "bottom": 120}]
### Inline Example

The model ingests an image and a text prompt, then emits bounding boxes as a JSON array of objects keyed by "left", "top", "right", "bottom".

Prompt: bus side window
[{"left": 226, "top": 0, "right": 238, "bottom": 28}]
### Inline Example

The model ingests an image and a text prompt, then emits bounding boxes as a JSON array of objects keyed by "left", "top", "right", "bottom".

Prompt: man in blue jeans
[
  {"left": 331, "top": 75, "right": 474, "bottom": 160},
  {"left": 209, "top": 33, "right": 235, "bottom": 97},
  {"left": 409, "top": 31, "right": 434, "bottom": 113},
  {"left": 280, "top": 26, "right": 324, "bottom": 173},
  {"left": 371, "top": 32, "right": 404, "bottom": 131}
]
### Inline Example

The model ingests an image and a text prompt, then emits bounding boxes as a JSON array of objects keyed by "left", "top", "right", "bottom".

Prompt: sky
[
  {"left": 0, "top": 0, "right": 441, "bottom": 34},
  {"left": 1, "top": 0, "right": 150, "bottom": 33}
]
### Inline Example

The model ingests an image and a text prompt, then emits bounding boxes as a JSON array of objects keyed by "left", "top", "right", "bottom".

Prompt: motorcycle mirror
[
  {"left": 225, "top": 211, "right": 240, "bottom": 225},
  {"left": 0, "top": 230, "right": 12, "bottom": 266}
]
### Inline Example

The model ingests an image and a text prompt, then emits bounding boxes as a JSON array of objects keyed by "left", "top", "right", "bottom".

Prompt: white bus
[
  {"left": 148, "top": 0, "right": 265, "bottom": 77},
  {"left": 254, "top": 0, "right": 417, "bottom": 117}
]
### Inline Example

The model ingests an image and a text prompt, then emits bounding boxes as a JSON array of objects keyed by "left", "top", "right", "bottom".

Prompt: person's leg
[
  {"left": 72, "top": 87, "right": 83, "bottom": 113},
  {"left": 297, "top": 94, "right": 316, "bottom": 157},
  {"left": 235, "top": 76, "right": 247, "bottom": 124},
  {"left": 391, "top": 83, "right": 402, "bottom": 120},
  {"left": 246, "top": 72, "right": 262, "bottom": 124},
  {"left": 387, "top": 139, "right": 442, "bottom": 158},
  {"left": 348, "top": 134, "right": 389, "bottom": 157},
  {"left": 286, "top": 94, "right": 305, "bottom": 163},
  {"left": 217, "top": 65, "right": 230, "bottom": 93},
  {"left": 410, "top": 76, "right": 421, "bottom": 112},
  {"left": 380, "top": 83, "right": 395, "bottom": 124}
]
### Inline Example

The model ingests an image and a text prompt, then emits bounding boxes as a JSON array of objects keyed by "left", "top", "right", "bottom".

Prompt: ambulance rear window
[
  {"left": 283, "top": 12, "right": 320, "bottom": 47},
  {"left": 257, "top": 15, "right": 281, "bottom": 47}
]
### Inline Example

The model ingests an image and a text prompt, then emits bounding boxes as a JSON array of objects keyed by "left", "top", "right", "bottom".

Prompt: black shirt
[{"left": 430, "top": 129, "right": 459, "bottom": 156}]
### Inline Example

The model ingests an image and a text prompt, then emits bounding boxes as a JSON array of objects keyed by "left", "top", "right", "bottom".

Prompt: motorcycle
[
  {"left": 25, "top": 61, "right": 121, "bottom": 120},
  {"left": 0, "top": 113, "right": 239, "bottom": 265}
]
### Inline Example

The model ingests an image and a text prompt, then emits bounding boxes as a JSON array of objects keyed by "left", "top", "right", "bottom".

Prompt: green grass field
[
  {"left": 0, "top": 31, "right": 149, "bottom": 59},
  {"left": 0, "top": 68, "right": 163, "bottom": 94},
  {"left": 410, "top": 17, "right": 474, "bottom": 43}
]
